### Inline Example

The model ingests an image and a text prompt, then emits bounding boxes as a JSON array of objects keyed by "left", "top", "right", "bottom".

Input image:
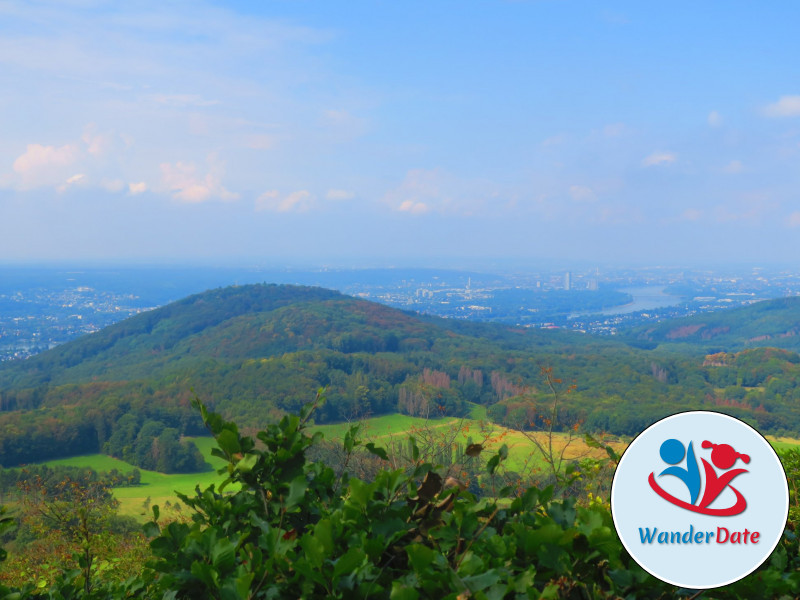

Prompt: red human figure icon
[{"left": 698, "top": 441, "right": 750, "bottom": 510}]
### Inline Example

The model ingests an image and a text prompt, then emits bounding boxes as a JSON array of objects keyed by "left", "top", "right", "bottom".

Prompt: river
[{"left": 571, "top": 286, "right": 685, "bottom": 318}]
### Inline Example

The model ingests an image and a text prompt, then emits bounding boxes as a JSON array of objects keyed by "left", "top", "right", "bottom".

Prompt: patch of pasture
[{"left": 40, "top": 436, "right": 224, "bottom": 518}]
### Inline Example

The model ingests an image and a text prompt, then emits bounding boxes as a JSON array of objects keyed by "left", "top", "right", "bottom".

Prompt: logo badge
[
  {"left": 648, "top": 438, "right": 749, "bottom": 516},
  {"left": 611, "top": 411, "right": 788, "bottom": 589}
]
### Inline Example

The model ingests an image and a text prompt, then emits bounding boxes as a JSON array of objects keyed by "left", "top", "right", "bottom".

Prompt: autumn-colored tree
[{"left": 6, "top": 473, "right": 147, "bottom": 594}]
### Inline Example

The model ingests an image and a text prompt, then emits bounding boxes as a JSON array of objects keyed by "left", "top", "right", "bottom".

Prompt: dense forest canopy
[
  {"left": 3, "top": 284, "right": 800, "bottom": 469},
  {"left": 623, "top": 296, "right": 800, "bottom": 353}
]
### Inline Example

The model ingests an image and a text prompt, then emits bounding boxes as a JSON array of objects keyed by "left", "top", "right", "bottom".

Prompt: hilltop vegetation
[
  {"left": 5, "top": 284, "right": 800, "bottom": 470},
  {"left": 624, "top": 296, "right": 800, "bottom": 353}
]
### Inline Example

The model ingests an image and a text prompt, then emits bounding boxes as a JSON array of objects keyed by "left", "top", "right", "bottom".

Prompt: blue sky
[{"left": 2, "top": 1, "right": 800, "bottom": 265}]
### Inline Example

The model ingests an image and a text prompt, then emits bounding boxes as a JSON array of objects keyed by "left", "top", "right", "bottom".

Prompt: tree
[{"left": 15, "top": 473, "right": 123, "bottom": 594}]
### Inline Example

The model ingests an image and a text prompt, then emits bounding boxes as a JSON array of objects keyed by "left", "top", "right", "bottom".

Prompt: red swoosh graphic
[{"left": 648, "top": 472, "right": 747, "bottom": 516}]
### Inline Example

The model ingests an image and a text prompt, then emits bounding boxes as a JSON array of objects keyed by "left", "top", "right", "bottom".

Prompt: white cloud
[
  {"left": 13, "top": 143, "right": 79, "bottom": 174},
  {"left": 82, "top": 125, "right": 116, "bottom": 156},
  {"left": 128, "top": 181, "right": 147, "bottom": 195},
  {"left": 280, "top": 190, "right": 313, "bottom": 212},
  {"left": 764, "top": 96, "right": 800, "bottom": 117},
  {"left": 642, "top": 152, "right": 677, "bottom": 167},
  {"left": 9, "top": 127, "right": 132, "bottom": 191},
  {"left": 384, "top": 168, "right": 450, "bottom": 215},
  {"left": 788, "top": 212, "right": 800, "bottom": 228},
  {"left": 57, "top": 173, "right": 86, "bottom": 193},
  {"left": 12, "top": 143, "right": 80, "bottom": 188},
  {"left": 160, "top": 158, "right": 238, "bottom": 203},
  {"left": 255, "top": 189, "right": 314, "bottom": 212},
  {"left": 708, "top": 110, "right": 723, "bottom": 127},
  {"left": 325, "top": 189, "right": 354, "bottom": 201},
  {"left": 383, "top": 168, "right": 498, "bottom": 216},
  {"left": 397, "top": 199, "right": 430, "bottom": 214}
]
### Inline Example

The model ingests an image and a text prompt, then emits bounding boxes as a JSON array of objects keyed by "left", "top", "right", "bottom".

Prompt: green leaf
[
  {"left": 348, "top": 478, "right": 373, "bottom": 508},
  {"left": 216, "top": 429, "right": 242, "bottom": 457},
  {"left": 584, "top": 433, "right": 602, "bottom": 449},
  {"left": 540, "top": 582, "right": 561, "bottom": 599},
  {"left": 285, "top": 475, "right": 308, "bottom": 510},
  {"left": 365, "top": 442, "right": 389, "bottom": 461},
  {"left": 487, "top": 455, "right": 500, "bottom": 475},
  {"left": 314, "top": 519, "right": 334, "bottom": 555},
  {"left": 462, "top": 569, "right": 501, "bottom": 593},
  {"left": 236, "top": 453, "right": 258, "bottom": 474},
  {"left": 142, "top": 521, "right": 160, "bottom": 538},
  {"left": 300, "top": 533, "right": 325, "bottom": 568},
  {"left": 498, "top": 444, "right": 509, "bottom": 460},
  {"left": 343, "top": 424, "right": 361, "bottom": 453},
  {"left": 211, "top": 538, "right": 236, "bottom": 571},
  {"left": 191, "top": 561, "right": 219, "bottom": 589},
  {"left": 410, "top": 436, "right": 420, "bottom": 462},
  {"left": 390, "top": 582, "right": 420, "bottom": 600},
  {"left": 333, "top": 547, "right": 366, "bottom": 579},
  {"left": 372, "top": 518, "right": 408, "bottom": 539},
  {"left": 457, "top": 551, "right": 483, "bottom": 575},
  {"left": 406, "top": 544, "right": 434, "bottom": 573},
  {"left": 235, "top": 573, "right": 255, "bottom": 598}
]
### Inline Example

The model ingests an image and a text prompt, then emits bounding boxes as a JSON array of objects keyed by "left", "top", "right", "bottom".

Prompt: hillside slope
[
  {"left": 623, "top": 296, "right": 800, "bottom": 353},
  {"left": 0, "top": 284, "right": 619, "bottom": 466},
  {"left": 5, "top": 284, "right": 800, "bottom": 468}
]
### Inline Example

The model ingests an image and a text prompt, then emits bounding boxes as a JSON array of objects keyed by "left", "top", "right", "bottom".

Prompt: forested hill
[
  {"left": 5, "top": 283, "right": 800, "bottom": 470},
  {"left": 0, "top": 283, "right": 620, "bottom": 467},
  {"left": 0, "top": 284, "right": 345, "bottom": 388},
  {"left": 0, "top": 283, "right": 580, "bottom": 390},
  {"left": 623, "top": 296, "right": 800, "bottom": 353}
]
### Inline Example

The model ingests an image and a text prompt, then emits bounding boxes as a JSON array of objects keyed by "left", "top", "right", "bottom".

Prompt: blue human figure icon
[{"left": 658, "top": 438, "right": 701, "bottom": 505}]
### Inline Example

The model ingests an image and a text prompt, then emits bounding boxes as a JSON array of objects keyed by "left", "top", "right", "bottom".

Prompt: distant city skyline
[{"left": 2, "top": 2, "right": 800, "bottom": 265}]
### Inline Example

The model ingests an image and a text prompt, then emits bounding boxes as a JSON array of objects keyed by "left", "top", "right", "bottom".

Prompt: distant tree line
[{"left": 0, "top": 464, "right": 141, "bottom": 503}]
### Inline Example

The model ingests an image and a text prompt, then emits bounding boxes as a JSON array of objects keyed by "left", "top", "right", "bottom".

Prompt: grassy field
[
  {"left": 765, "top": 436, "right": 800, "bottom": 453},
  {"left": 30, "top": 414, "right": 800, "bottom": 519},
  {"left": 41, "top": 437, "right": 226, "bottom": 518},
  {"left": 312, "top": 410, "right": 628, "bottom": 474}
]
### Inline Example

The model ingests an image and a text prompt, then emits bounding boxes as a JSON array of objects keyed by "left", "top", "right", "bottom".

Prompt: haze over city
[{"left": 2, "top": 1, "right": 800, "bottom": 265}]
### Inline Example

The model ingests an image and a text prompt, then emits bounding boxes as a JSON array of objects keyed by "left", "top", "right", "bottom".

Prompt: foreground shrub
[
  {"left": 3, "top": 394, "right": 800, "bottom": 598},
  {"left": 141, "top": 395, "right": 656, "bottom": 599}
]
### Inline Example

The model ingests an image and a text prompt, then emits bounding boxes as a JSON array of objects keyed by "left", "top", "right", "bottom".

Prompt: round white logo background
[{"left": 611, "top": 411, "right": 789, "bottom": 589}]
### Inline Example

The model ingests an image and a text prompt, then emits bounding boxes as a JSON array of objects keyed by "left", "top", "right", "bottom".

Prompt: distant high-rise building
[
  {"left": 564, "top": 271, "right": 571, "bottom": 291},
  {"left": 588, "top": 278, "right": 598, "bottom": 291}
]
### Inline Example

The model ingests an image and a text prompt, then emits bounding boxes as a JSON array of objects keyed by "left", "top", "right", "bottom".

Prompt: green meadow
[
  {"left": 30, "top": 415, "right": 800, "bottom": 520},
  {"left": 311, "top": 408, "right": 628, "bottom": 474},
  {"left": 40, "top": 436, "right": 227, "bottom": 518}
]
